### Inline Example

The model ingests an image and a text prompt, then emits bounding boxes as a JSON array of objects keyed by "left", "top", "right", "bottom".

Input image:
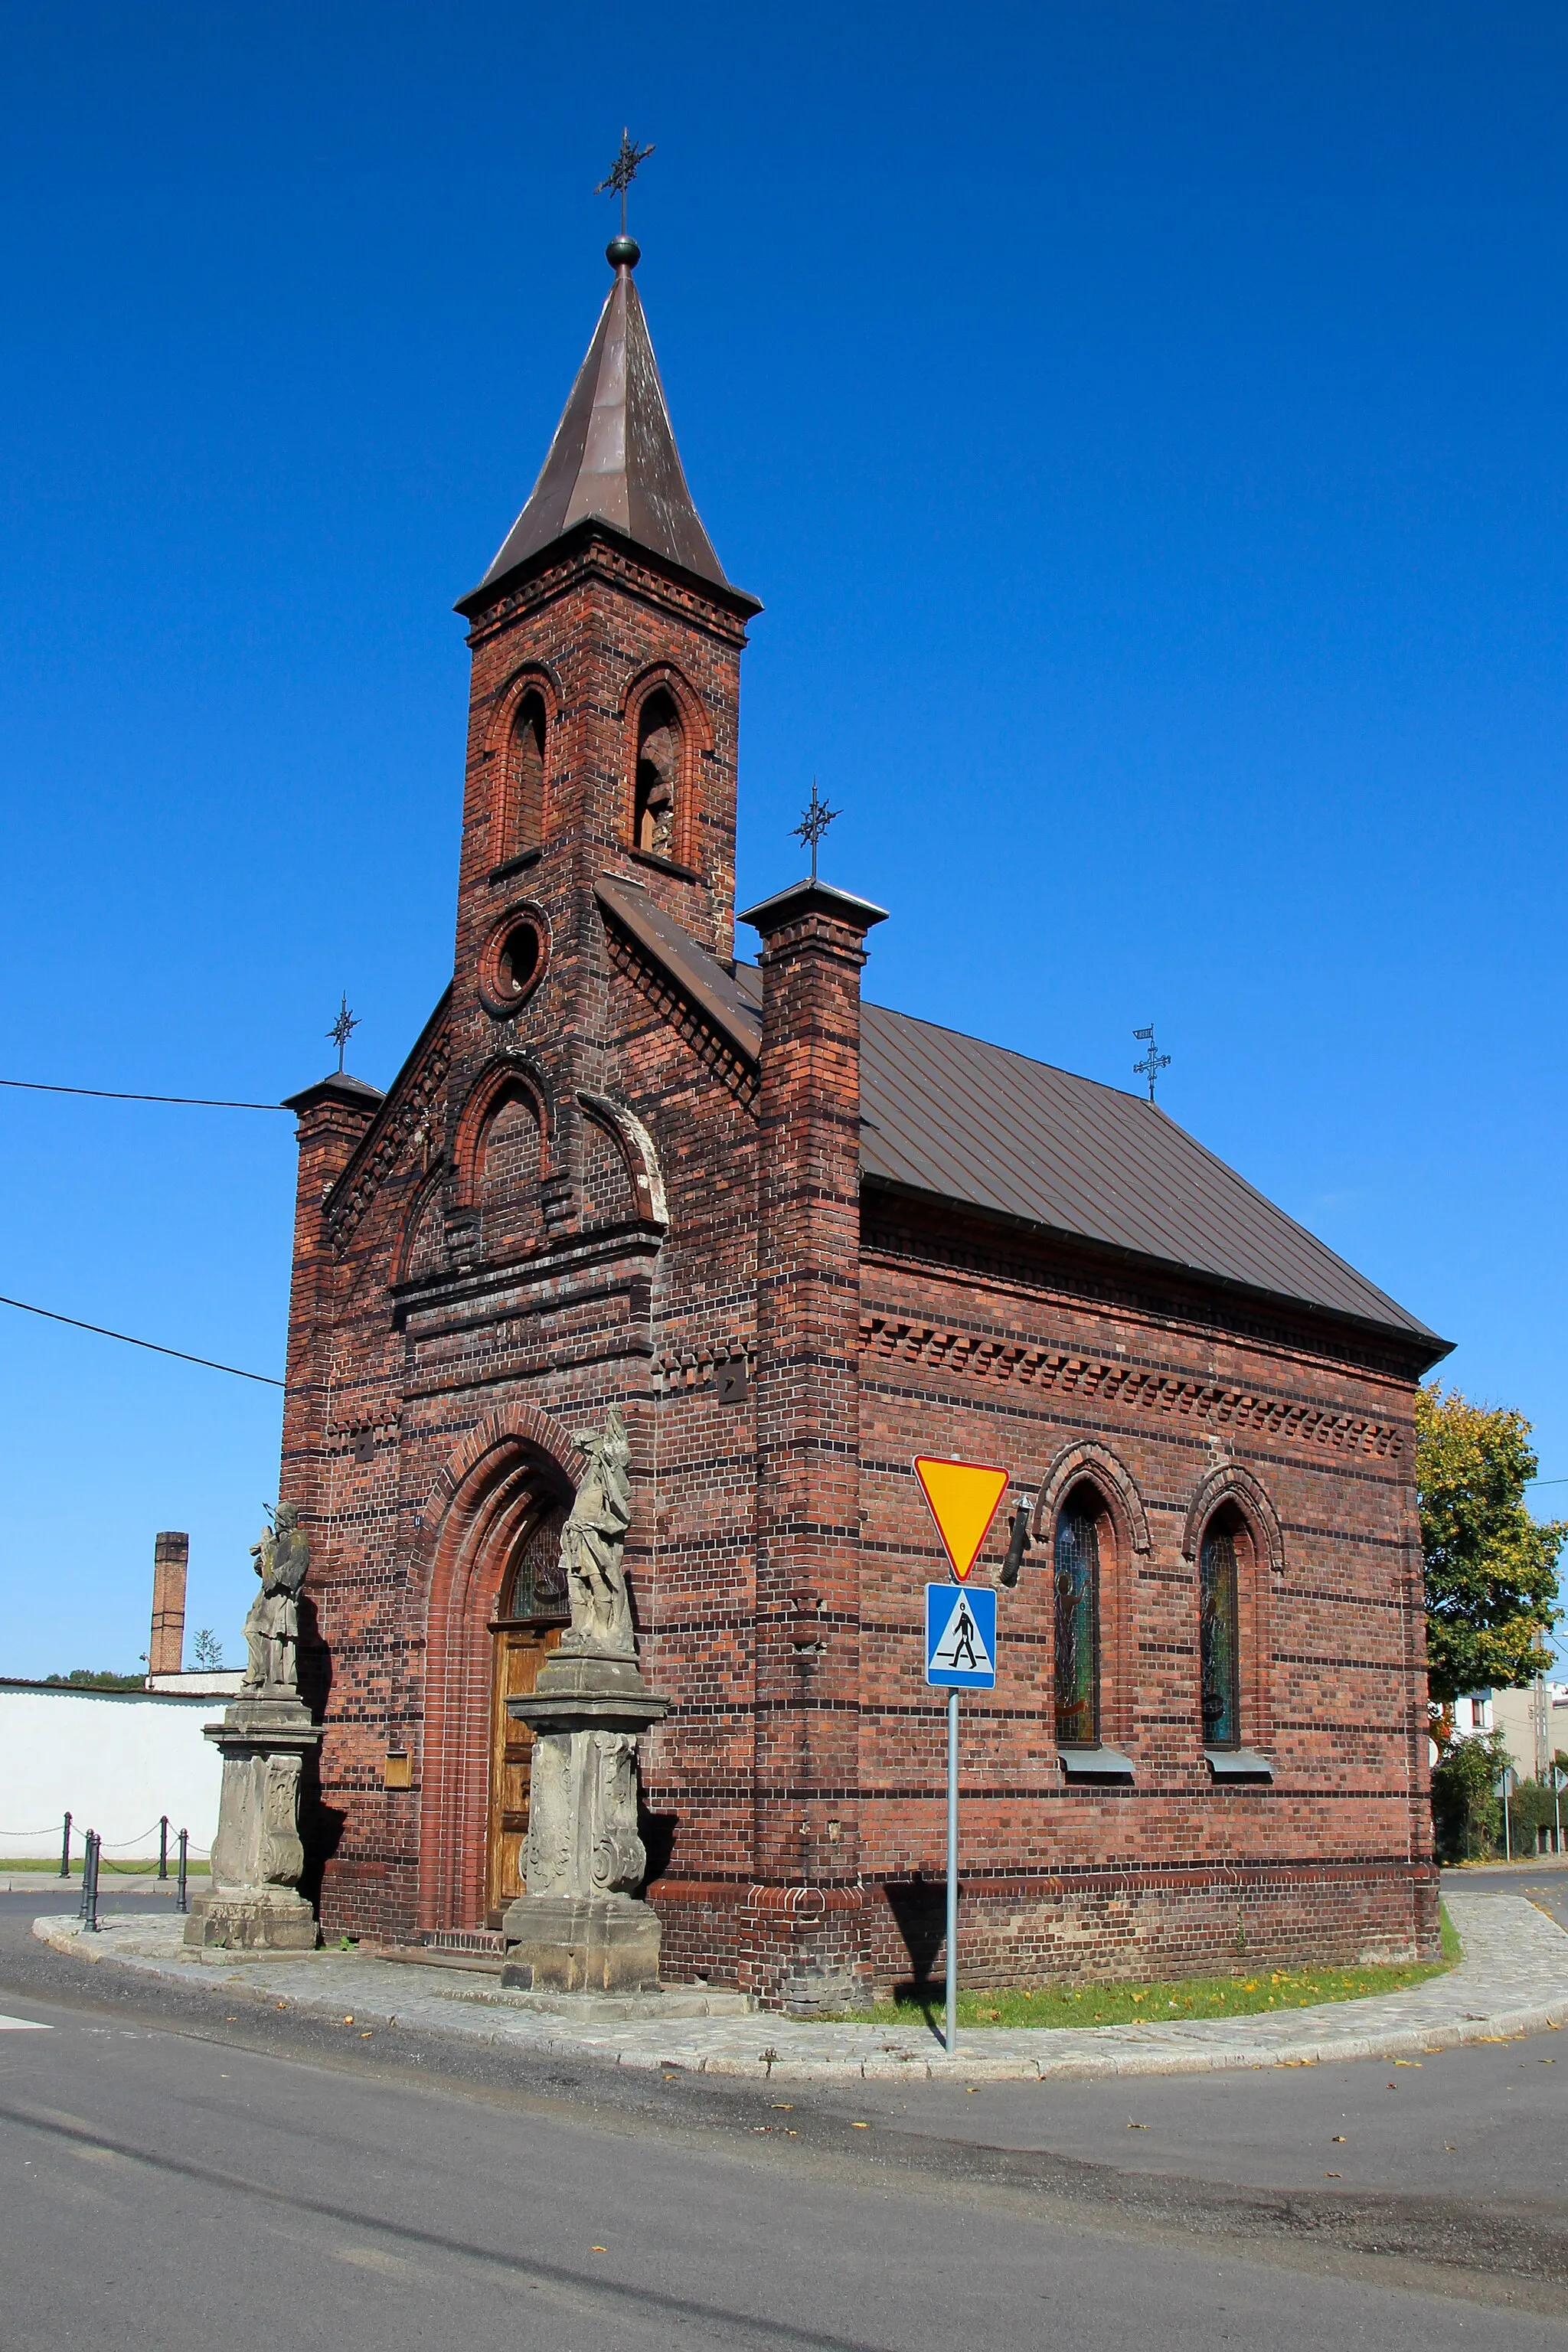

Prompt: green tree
[{"left": 1416, "top": 1384, "right": 1565, "bottom": 1704}]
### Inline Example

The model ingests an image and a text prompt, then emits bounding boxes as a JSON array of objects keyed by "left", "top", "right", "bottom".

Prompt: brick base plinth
[
  {"left": 652, "top": 1879, "right": 874, "bottom": 2009},
  {"left": 652, "top": 1862, "right": 1439, "bottom": 2006}
]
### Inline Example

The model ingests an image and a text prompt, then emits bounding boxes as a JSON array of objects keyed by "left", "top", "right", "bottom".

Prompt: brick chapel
[{"left": 279, "top": 224, "right": 1451, "bottom": 2004}]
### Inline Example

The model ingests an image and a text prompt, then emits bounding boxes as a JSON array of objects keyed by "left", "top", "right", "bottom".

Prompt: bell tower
[{"left": 443, "top": 227, "right": 761, "bottom": 1237}]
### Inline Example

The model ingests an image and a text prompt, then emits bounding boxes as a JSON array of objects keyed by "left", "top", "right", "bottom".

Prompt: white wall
[{"left": 0, "top": 1683, "right": 224, "bottom": 1859}]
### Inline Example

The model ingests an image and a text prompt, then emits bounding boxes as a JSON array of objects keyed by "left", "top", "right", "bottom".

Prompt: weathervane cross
[
  {"left": 596, "top": 129, "right": 655, "bottom": 237},
  {"left": 1132, "top": 1024, "right": 1171, "bottom": 1103},
  {"left": 792, "top": 779, "right": 839, "bottom": 880},
  {"left": 328, "top": 994, "right": 359, "bottom": 1075}
]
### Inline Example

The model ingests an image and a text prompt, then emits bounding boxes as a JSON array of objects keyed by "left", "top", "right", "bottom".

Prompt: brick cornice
[{"left": 858, "top": 1311, "right": 1405, "bottom": 1460}]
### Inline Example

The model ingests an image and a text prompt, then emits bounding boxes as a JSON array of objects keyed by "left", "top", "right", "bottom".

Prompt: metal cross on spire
[
  {"left": 792, "top": 778, "right": 839, "bottom": 879},
  {"left": 596, "top": 128, "right": 655, "bottom": 237},
  {"left": 328, "top": 994, "right": 359, "bottom": 1074},
  {"left": 1132, "top": 1024, "right": 1171, "bottom": 1103}
]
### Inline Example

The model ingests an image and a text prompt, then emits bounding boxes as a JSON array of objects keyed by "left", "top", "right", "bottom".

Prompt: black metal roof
[
  {"left": 462, "top": 260, "right": 729, "bottom": 609},
  {"left": 722, "top": 939, "right": 1439, "bottom": 1350}
]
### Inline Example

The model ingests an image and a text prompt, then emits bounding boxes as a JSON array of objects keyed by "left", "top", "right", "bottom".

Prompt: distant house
[{"left": 1439, "top": 1683, "right": 1568, "bottom": 1785}]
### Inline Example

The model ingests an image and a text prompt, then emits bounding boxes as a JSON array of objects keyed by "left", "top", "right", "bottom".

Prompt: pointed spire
[{"left": 462, "top": 241, "right": 730, "bottom": 609}]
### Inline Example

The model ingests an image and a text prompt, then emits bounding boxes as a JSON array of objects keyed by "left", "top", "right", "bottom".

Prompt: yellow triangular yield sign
[{"left": 913, "top": 1455, "right": 1010, "bottom": 1583}]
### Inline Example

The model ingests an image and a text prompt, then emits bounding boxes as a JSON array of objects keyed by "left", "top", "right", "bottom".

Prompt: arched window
[
  {"left": 632, "top": 688, "right": 681, "bottom": 858},
  {"left": 1199, "top": 1514, "right": 1241, "bottom": 1748},
  {"left": 1054, "top": 1494, "right": 1100, "bottom": 1745},
  {"left": 508, "top": 691, "right": 546, "bottom": 860}
]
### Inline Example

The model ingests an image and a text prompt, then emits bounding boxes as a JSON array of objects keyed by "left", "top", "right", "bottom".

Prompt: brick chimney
[
  {"left": 149, "top": 1531, "right": 189, "bottom": 1677},
  {"left": 738, "top": 874, "right": 887, "bottom": 2006}
]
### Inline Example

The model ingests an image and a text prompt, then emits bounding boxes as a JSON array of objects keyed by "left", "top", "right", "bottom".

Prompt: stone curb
[{"left": 31, "top": 1890, "right": 1568, "bottom": 2084}]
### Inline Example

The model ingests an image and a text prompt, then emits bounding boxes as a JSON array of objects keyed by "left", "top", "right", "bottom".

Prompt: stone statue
[
  {"left": 241, "top": 1503, "right": 309, "bottom": 1694},
  {"left": 188, "top": 1501, "right": 322, "bottom": 1954},
  {"left": 501, "top": 1402, "right": 668, "bottom": 1991},
  {"left": 636, "top": 726, "right": 677, "bottom": 858},
  {"left": 558, "top": 1405, "right": 635, "bottom": 1656}
]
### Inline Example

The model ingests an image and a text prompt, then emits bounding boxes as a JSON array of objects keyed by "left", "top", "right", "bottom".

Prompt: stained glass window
[
  {"left": 1054, "top": 1503, "right": 1099, "bottom": 1745},
  {"left": 505, "top": 1507, "right": 568, "bottom": 1622},
  {"left": 1199, "top": 1521, "right": 1240, "bottom": 1747}
]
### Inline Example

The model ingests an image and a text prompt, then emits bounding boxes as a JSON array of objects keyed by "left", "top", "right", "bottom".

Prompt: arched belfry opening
[
  {"left": 507, "top": 691, "right": 547, "bottom": 861},
  {"left": 633, "top": 688, "right": 681, "bottom": 858}
]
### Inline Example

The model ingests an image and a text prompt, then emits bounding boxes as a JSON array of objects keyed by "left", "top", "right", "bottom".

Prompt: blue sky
[{"left": 1, "top": 2, "right": 1564, "bottom": 1676}]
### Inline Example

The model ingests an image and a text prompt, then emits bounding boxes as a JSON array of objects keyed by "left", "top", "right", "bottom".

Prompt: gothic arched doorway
[
  {"left": 485, "top": 1498, "right": 570, "bottom": 1924},
  {"left": 416, "top": 1417, "right": 580, "bottom": 1936}
]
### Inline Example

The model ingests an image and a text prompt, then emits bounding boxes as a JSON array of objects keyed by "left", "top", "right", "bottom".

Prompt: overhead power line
[
  {"left": 0, "top": 1076, "right": 288, "bottom": 1110},
  {"left": 0, "top": 1294, "right": 284, "bottom": 1387}
]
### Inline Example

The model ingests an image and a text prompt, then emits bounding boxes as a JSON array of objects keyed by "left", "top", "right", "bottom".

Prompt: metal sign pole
[
  {"left": 913, "top": 1455, "right": 1008, "bottom": 2069},
  {"left": 946, "top": 1687, "right": 959, "bottom": 2056}
]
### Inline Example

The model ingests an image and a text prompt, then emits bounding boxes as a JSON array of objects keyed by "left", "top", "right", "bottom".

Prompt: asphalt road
[
  {"left": 2, "top": 1888, "right": 1566, "bottom": 2347},
  {"left": 1452, "top": 1860, "right": 1568, "bottom": 1930}
]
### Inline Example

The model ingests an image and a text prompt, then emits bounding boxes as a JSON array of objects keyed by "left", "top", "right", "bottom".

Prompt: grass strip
[
  {"left": 1439, "top": 1898, "right": 1462, "bottom": 1962},
  {"left": 830, "top": 1950, "right": 1455, "bottom": 2031}
]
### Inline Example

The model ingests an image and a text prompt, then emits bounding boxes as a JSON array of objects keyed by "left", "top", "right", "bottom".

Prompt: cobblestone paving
[{"left": 34, "top": 1888, "right": 1568, "bottom": 2082}]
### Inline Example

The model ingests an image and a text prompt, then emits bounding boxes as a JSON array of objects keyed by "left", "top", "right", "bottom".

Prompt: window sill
[
  {"left": 1205, "top": 1746, "right": 1274, "bottom": 1781},
  {"left": 1057, "top": 1743, "right": 1135, "bottom": 1781},
  {"left": 626, "top": 844, "right": 704, "bottom": 886},
  {"left": 489, "top": 847, "right": 544, "bottom": 885}
]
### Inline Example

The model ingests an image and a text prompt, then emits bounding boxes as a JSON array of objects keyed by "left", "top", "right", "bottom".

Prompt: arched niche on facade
[
  {"left": 450, "top": 1060, "right": 553, "bottom": 1207},
  {"left": 576, "top": 1089, "right": 668, "bottom": 1230}
]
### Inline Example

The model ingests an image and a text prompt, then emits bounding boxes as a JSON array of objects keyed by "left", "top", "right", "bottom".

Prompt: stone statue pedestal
[
  {"left": 500, "top": 1649, "right": 668, "bottom": 1994},
  {"left": 185, "top": 1694, "right": 323, "bottom": 1953}
]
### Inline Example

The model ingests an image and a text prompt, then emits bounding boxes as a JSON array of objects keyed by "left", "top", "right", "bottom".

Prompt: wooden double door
[{"left": 485, "top": 1618, "right": 564, "bottom": 1927}]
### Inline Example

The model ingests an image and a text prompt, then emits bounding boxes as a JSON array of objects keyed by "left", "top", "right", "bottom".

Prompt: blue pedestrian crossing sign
[{"left": 925, "top": 1583, "right": 998, "bottom": 1689}]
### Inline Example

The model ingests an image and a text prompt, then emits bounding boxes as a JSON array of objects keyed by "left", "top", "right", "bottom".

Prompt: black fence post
[
  {"left": 83, "top": 1832, "right": 100, "bottom": 1933},
  {"left": 176, "top": 1829, "right": 188, "bottom": 1915},
  {"left": 59, "top": 1811, "right": 71, "bottom": 1879},
  {"left": 158, "top": 1816, "right": 169, "bottom": 1881}
]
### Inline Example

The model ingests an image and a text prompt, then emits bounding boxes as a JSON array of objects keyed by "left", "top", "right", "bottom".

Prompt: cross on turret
[
  {"left": 596, "top": 129, "right": 655, "bottom": 240},
  {"left": 328, "top": 995, "right": 358, "bottom": 1074},
  {"left": 1132, "top": 1024, "right": 1170, "bottom": 1103},
  {"left": 792, "top": 779, "right": 839, "bottom": 880}
]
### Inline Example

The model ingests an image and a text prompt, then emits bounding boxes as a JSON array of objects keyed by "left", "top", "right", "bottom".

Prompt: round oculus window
[
  {"left": 479, "top": 907, "right": 549, "bottom": 1015},
  {"left": 499, "top": 923, "right": 540, "bottom": 996}
]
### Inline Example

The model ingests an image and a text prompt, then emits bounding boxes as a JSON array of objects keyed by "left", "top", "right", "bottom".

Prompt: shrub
[{"left": 1430, "top": 1730, "right": 1507, "bottom": 1860}]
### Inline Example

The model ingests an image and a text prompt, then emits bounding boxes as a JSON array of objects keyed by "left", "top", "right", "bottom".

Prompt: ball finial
[{"left": 606, "top": 233, "right": 640, "bottom": 271}]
